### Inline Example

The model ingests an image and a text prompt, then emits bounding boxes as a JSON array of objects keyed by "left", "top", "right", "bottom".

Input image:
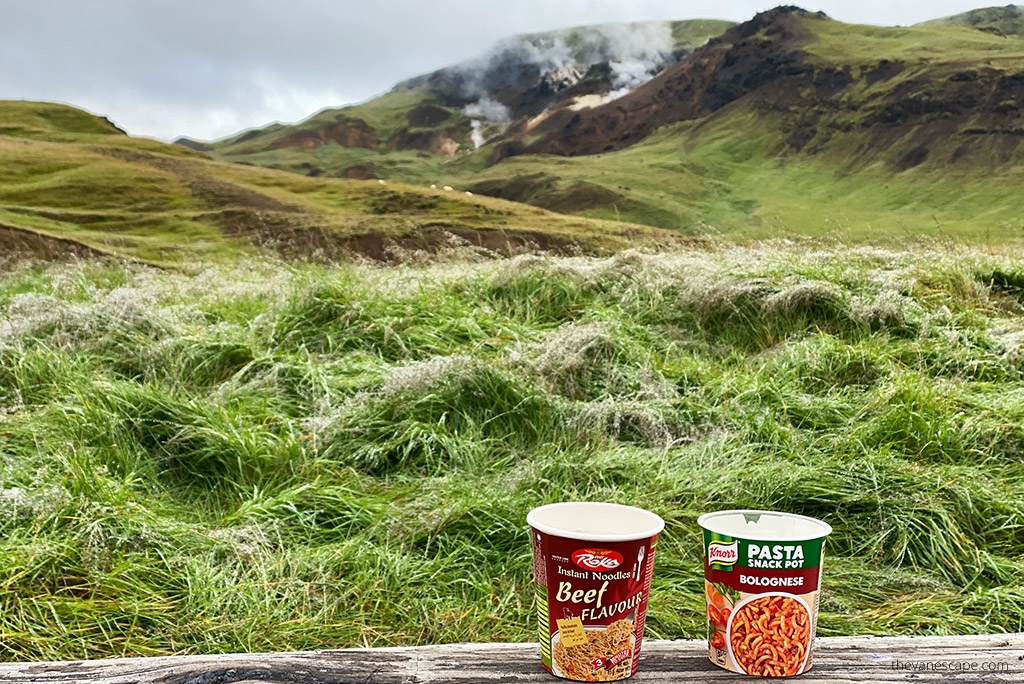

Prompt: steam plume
[
  {"left": 426, "top": 21, "right": 676, "bottom": 147},
  {"left": 464, "top": 97, "right": 511, "bottom": 148}
]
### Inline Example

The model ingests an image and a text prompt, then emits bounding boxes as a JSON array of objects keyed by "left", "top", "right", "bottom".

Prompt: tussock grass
[{"left": 1, "top": 242, "right": 1023, "bottom": 659}]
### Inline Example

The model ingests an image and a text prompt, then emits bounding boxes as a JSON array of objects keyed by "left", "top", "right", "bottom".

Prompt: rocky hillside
[
  {"left": 481, "top": 6, "right": 1024, "bottom": 168},
  {"left": 190, "top": 19, "right": 732, "bottom": 177},
  {"left": 186, "top": 6, "right": 1024, "bottom": 244}
]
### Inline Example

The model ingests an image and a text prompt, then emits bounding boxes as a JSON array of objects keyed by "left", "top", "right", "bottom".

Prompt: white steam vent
[
  {"left": 464, "top": 97, "right": 511, "bottom": 148},
  {"left": 458, "top": 21, "right": 676, "bottom": 144}
]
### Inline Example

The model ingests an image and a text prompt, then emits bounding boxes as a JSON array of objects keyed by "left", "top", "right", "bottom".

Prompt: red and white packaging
[{"left": 528, "top": 502, "right": 664, "bottom": 681}]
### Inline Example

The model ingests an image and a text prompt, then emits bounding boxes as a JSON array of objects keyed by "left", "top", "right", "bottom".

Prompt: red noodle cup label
[
  {"left": 572, "top": 548, "right": 624, "bottom": 571},
  {"left": 531, "top": 528, "right": 658, "bottom": 680}
]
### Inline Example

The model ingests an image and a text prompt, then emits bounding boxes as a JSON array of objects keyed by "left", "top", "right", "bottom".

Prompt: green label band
[
  {"left": 537, "top": 583, "right": 551, "bottom": 667},
  {"left": 703, "top": 529, "right": 824, "bottom": 570}
]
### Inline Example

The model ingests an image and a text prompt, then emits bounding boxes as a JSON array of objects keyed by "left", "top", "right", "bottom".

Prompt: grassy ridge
[
  {"left": 0, "top": 102, "right": 679, "bottom": 263},
  {"left": 918, "top": 5, "right": 1024, "bottom": 37},
  {"left": 1, "top": 243, "right": 1022, "bottom": 660},
  {"left": 0, "top": 100, "right": 124, "bottom": 139}
]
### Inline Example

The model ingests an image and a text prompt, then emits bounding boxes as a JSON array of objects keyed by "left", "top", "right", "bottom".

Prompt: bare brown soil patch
[
  {"left": 211, "top": 208, "right": 586, "bottom": 262},
  {"left": 0, "top": 223, "right": 104, "bottom": 260},
  {"left": 345, "top": 165, "right": 377, "bottom": 180},
  {"left": 271, "top": 119, "right": 379, "bottom": 150}
]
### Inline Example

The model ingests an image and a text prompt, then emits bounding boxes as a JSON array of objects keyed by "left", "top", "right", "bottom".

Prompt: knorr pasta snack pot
[
  {"left": 528, "top": 502, "right": 664, "bottom": 681},
  {"left": 699, "top": 510, "right": 832, "bottom": 677}
]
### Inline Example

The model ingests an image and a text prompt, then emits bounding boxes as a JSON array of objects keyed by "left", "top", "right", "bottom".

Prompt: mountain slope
[
  {"left": 195, "top": 19, "right": 733, "bottom": 179},
  {"left": 446, "top": 7, "right": 1024, "bottom": 239},
  {"left": 190, "top": 8, "right": 1024, "bottom": 243},
  {"left": 918, "top": 5, "right": 1024, "bottom": 37},
  {"left": 484, "top": 7, "right": 1024, "bottom": 164},
  {"left": 0, "top": 101, "right": 680, "bottom": 263}
]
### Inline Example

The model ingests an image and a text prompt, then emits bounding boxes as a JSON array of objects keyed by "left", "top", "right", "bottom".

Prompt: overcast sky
[{"left": 0, "top": 1, "right": 1002, "bottom": 141}]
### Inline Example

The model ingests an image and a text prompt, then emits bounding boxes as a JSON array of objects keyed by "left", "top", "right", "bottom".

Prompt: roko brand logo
[
  {"left": 708, "top": 541, "right": 739, "bottom": 566},
  {"left": 572, "top": 548, "right": 624, "bottom": 571}
]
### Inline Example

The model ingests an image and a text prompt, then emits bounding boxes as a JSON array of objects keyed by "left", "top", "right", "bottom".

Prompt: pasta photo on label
[{"left": 727, "top": 594, "right": 811, "bottom": 676}]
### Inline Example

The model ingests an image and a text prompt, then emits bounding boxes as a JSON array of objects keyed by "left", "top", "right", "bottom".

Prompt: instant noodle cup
[
  {"left": 698, "top": 510, "right": 832, "bottom": 677},
  {"left": 528, "top": 502, "right": 664, "bottom": 681}
]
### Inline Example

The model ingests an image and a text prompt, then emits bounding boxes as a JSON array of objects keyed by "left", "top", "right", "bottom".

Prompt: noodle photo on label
[
  {"left": 727, "top": 594, "right": 811, "bottom": 677},
  {"left": 552, "top": 619, "right": 634, "bottom": 682}
]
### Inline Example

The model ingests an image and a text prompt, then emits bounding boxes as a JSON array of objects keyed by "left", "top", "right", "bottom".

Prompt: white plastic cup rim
[
  {"left": 527, "top": 501, "right": 665, "bottom": 542},
  {"left": 697, "top": 509, "right": 832, "bottom": 541}
]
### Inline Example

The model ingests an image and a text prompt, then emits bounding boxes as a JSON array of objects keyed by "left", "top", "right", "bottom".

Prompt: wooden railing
[{"left": 0, "top": 634, "right": 1019, "bottom": 682}]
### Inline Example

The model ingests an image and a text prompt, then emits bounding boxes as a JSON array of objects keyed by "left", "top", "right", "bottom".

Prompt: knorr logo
[
  {"left": 572, "top": 548, "right": 624, "bottom": 571},
  {"left": 708, "top": 541, "right": 738, "bottom": 566}
]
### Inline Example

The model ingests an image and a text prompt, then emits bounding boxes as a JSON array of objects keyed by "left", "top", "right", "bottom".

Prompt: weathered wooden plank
[{"left": 0, "top": 634, "right": 1019, "bottom": 683}]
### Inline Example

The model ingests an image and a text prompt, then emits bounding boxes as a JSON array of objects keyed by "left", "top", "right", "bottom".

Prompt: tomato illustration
[
  {"left": 710, "top": 631, "right": 726, "bottom": 650},
  {"left": 720, "top": 608, "right": 731, "bottom": 626},
  {"left": 708, "top": 604, "right": 723, "bottom": 627}
]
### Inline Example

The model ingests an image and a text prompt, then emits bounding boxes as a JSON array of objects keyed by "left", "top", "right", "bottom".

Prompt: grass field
[{"left": 1, "top": 241, "right": 1023, "bottom": 660}]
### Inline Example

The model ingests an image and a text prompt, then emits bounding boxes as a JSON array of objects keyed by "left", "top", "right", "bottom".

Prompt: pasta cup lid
[{"left": 698, "top": 509, "right": 831, "bottom": 541}]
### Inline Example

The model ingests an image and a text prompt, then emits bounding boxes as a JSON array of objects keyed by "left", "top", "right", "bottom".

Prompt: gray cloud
[{"left": 0, "top": 0, "right": 999, "bottom": 141}]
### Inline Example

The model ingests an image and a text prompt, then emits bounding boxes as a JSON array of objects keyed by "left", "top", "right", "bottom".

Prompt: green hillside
[
  {"left": 456, "top": 10, "right": 1024, "bottom": 241},
  {"left": 918, "top": 5, "right": 1024, "bottom": 37},
  {"left": 200, "top": 9, "right": 1024, "bottom": 245},
  {"left": 200, "top": 19, "right": 734, "bottom": 178},
  {"left": 0, "top": 101, "right": 681, "bottom": 264}
]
